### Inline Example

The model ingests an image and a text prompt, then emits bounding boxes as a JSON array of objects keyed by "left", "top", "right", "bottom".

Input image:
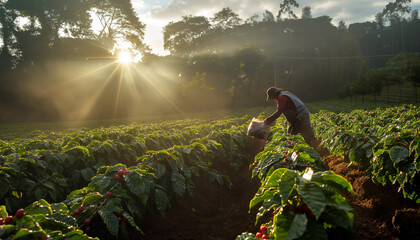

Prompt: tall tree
[
  {"left": 277, "top": 0, "right": 300, "bottom": 20},
  {"left": 245, "top": 14, "right": 260, "bottom": 25},
  {"left": 338, "top": 20, "right": 347, "bottom": 31},
  {"left": 262, "top": 10, "right": 275, "bottom": 22},
  {"left": 380, "top": 0, "right": 412, "bottom": 24},
  {"left": 410, "top": 9, "right": 419, "bottom": 21},
  {"left": 89, "top": 0, "right": 146, "bottom": 53},
  {"left": 211, "top": 7, "right": 242, "bottom": 29},
  {"left": 301, "top": 6, "right": 312, "bottom": 19},
  {"left": 163, "top": 15, "right": 210, "bottom": 56}
]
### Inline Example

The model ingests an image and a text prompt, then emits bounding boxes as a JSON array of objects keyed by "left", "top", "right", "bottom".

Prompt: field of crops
[{"left": 0, "top": 104, "right": 419, "bottom": 239}]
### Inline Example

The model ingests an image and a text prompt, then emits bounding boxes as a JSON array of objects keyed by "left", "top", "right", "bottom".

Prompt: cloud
[
  {"left": 149, "top": 0, "right": 281, "bottom": 21},
  {"left": 133, "top": 0, "right": 420, "bottom": 55}
]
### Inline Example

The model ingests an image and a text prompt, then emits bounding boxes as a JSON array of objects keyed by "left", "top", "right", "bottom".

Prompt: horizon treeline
[{"left": 0, "top": 0, "right": 419, "bottom": 122}]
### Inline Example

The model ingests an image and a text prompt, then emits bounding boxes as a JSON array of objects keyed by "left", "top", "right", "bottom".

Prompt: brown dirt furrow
[{"left": 323, "top": 155, "right": 420, "bottom": 240}]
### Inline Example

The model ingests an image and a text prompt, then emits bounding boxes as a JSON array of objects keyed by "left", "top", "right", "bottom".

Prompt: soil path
[
  {"left": 138, "top": 139, "right": 420, "bottom": 240},
  {"left": 323, "top": 155, "right": 420, "bottom": 240},
  {"left": 138, "top": 138, "right": 265, "bottom": 240}
]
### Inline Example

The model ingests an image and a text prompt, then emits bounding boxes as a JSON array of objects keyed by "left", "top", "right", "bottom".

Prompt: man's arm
[{"left": 264, "top": 109, "right": 282, "bottom": 126}]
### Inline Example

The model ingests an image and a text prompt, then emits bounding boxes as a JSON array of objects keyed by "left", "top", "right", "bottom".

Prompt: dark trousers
[{"left": 285, "top": 110, "right": 316, "bottom": 147}]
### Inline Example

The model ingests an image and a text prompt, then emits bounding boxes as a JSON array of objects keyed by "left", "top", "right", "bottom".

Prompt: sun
[{"left": 118, "top": 51, "right": 132, "bottom": 64}]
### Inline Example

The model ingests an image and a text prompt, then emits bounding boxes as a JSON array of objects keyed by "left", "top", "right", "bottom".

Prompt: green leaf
[
  {"left": 235, "top": 232, "right": 256, "bottom": 240},
  {"left": 0, "top": 225, "right": 16, "bottom": 238},
  {"left": 125, "top": 171, "right": 146, "bottom": 198},
  {"left": 390, "top": 146, "right": 410, "bottom": 167},
  {"left": 297, "top": 153, "right": 315, "bottom": 164},
  {"left": 320, "top": 206, "right": 354, "bottom": 232},
  {"left": 122, "top": 212, "right": 144, "bottom": 235},
  {"left": 249, "top": 189, "right": 277, "bottom": 210},
  {"left": 171, "top": 172, "right": 186, "bottom": 196},
  {"left": 154, "top": 188, "right": 169, "bottom": 216},
  {"left": 312, "top": 171, "right": 356, "bottom": 194},
  {"left": 299, "top": 221, "right": 328, "bottom": 240},
  {"left": 97, "top": 175, "right": 112, "bottom": 192},
  {"left": 287, "top": 213, "right": 308, "bottom": 240},
  {"left": 82, "top": 193, "right": 103, "bottom": 206},
  {"left": 51, "top": 203, "right": 68, "bottom": 214},
  {"left": 277, "top": 169, "right": 297, "bottom": 205},
  {"left": 264, "top": 168, "right": 288, "bottom": 188},
  {"left": 273, "top": 211, "right": 294, "bottom": 239},
  {"left": 297, "top": 180, "right": 326, "bottom": 219},
  {"left": 25, "top": 199, "right": 53, "bottom": 215},
  {"left": 99, "top": 209, "right": 119, "bottom": 236},
  {"left": 80, "top": 168, "right": 95, "bottom": 182},
  {"left": 45, "top": 212, "right": 77, "bottom": 228},
  {"left": 155, "top": 163, "right": 166, "bottom": 178},
  {"left": 0, "top": 205, "right": 8, "bottom": 218}
]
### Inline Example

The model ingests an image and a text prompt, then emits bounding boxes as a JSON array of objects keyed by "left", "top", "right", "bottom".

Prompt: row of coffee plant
[
  {"left": 0, "top": 118, "right": 251, "bottom": 239},
  {"left": 0, "top": 116, "right": 250, "bottom": 211},
  {"left": 312, "top": 104, "right": 420, "bottom": 203},
  {"left": 237, "top": 125, "right": 356, "bottom": 240}
]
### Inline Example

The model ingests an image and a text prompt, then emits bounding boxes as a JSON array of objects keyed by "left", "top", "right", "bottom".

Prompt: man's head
[{"left": 266, "top": 87, "right": 283, "bottom": 101}]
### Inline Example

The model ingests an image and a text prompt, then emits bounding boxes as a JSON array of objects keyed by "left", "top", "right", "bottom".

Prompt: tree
[
  {"left": 1, "top": 0, "right": 146, "bottom": 66},
  {"left": 301, "top": 6, "right": 312, "bottom": 19},
  {"left": 338, "top": 20, "right": 347, "bottom": 31},
  {"left": 386, "top": 52, "right": 409, "bottom": 102},
  {"left": 211, "top": 7, "right": 242, "bottom": 29},
  {"left": 89, "top": 0, "right": 147, "bottom": 54},
  {"left": 245, "top": 14, "right": 260, "bottom": 25},
  {"left": 410, "top": 9, "right": 419, "bottom": 21},
  {"left": 380, "top": 0, "right": 412, "bottom": 24},
  {"left": 180, "top": 72, "right": 216, "bottom": 110},
  {"left": 405, "top": 53, "right": 420, "bottom": 102},
  {"left": 353, "top": 68, "right": 371, "bottom": 103},
  {"left": 366, "top": 69, "right": 386, "bottom": 103},
  {"left": 277, "top": 0, "right": 300, "bottom": 20},
  {"left": 262, "top": 10, "right": 275, "bottom": 22},
  {"left": 163, "top": 15, "right": 210, "bottom": 56},
  {"left": 0, "top": 2, "right": 19, "bottom": 68}
]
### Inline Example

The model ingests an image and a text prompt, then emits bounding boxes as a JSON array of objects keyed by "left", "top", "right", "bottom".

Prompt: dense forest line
[{"left": 0, "top": 0, "right": 419, "bottom": 122}]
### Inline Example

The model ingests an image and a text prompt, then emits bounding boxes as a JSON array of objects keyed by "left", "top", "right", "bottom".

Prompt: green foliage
[
  {"left": 240, "top": 121, "right": 355, "bottom": 239},
  {"left": 1, "top": 114, "right": 252, "bottom": 238},
  {"left": 0, "top": 200, "right": 96, "bottom": 240},
  {"left": 313, "top": 104, "right": 420, "bottom": 202}
]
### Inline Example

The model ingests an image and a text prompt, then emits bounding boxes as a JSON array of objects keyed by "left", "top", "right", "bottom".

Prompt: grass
[
  {"left": 1, "top": 97, "right": 415, "bottom": 140},
  {"left": 0, "top": 107, "right": 270, "bottom": 140}
]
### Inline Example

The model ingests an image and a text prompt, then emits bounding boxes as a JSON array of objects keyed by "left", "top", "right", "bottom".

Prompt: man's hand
[{"left": 263, "top": 119, "right": 274, "bottom": 126}]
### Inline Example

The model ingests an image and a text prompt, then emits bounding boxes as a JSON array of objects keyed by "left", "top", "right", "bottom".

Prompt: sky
[{"left": 131, "top": 0, "right": 420, "bottom": 56}]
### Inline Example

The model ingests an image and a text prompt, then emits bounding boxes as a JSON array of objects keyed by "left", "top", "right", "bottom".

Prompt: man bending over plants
[{"left": 263, "top": 87, "right": 317, "bottom": 147}]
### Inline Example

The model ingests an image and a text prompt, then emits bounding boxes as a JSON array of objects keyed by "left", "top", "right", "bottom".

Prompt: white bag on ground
[{"left": 247, "top": 118, "right": 270, "bottom": 139}]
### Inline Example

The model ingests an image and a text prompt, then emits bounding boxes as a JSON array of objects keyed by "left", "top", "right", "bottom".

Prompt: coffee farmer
[{"left": 263, "top": 87, "right": 316, "bottom": 147}]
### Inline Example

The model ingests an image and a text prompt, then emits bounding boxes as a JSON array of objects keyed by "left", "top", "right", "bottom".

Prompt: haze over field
[{"left": 0, "top": 0, "right": 419, "bottom": 123}]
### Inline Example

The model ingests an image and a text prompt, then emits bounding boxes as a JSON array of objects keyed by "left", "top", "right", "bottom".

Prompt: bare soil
[{"left": 137, "top": 139, "right": 420, "bottom": 240}]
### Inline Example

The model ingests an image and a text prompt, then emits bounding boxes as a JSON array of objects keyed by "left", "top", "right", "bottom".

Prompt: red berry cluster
[
  {"left": 0, "top": 208, "right": 25, "bottom": 226},
  {"left": 84, "top": 218, "right": 91, "bottom": 233},
  {"left": 255, "top": 225, "right": 269, "bottom": 239},
  {"left": 114, "top": 211, "right": 128, "bottom": 223},
  {"left": 291, "top": 203, "right": 315, "bottom": 219},
  {"left": 113, "top": 167, "right": 131, "bottom": 180},
  {"left": 72, "top": 205, "right": 85, "bottom": 217}
]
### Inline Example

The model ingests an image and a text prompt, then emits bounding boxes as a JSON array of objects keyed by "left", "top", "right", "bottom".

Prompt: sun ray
[
  {"left": 125, "top": 65, "right": 142, "bottom": 103},
  {"left": 78, "top": 63, "right": 121, "bottom": 120},
  {"left": 131, "top": 66, "right": 187, "bottom": 118},
  {"left": 43, "top": 60, "right": 118, "bottom": 94},
  {"left": 113, "top": 64, "right": 124, "bottom": 117}
]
